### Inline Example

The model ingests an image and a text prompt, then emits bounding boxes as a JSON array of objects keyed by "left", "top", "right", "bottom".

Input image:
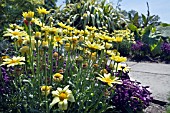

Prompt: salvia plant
[
  {"left": 0, "top": 7, "right": 152, "bottom": 113},
  {"left": 161, "top": 42, "right": 170, "bottom": 61}
]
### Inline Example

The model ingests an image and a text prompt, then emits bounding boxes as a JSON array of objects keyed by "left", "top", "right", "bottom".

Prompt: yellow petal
[{"left": 107, "top": 83, "right": 113, "bottom": 87}]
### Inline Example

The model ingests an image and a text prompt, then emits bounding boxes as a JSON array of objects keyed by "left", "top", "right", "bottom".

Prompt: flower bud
[
  {"left": 100, "top": 69, "right": 108, "bottom": 74},
  {"left": 53, "top": 52, "right": 58, "bottom": 58},
  {"left": 58, "top": 69, "right": 64, "bottom": 74},
  {"left": 82, "top": 62, "right": 88, "bottom": 68},
  {"left": 19, "top": 46, "right": 29, "bottom": 55},
  {"left": 42, "top": 41, "right": 48, "bottom": 50},
  {"left": 53, "top": 73, "right": 63, "bottom": 82},
  {"left": 35, "top": 32, "right": 41, "bottom": 40}
]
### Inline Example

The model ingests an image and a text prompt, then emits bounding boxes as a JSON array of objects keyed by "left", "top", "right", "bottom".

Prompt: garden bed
[{"left": 0, "top": 0, "right": 170, "bottom": 112}]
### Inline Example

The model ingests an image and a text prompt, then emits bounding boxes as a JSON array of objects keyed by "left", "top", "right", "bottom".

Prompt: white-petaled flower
[{"left": 50, "top": 85, "right": 75, "bottom": 110}]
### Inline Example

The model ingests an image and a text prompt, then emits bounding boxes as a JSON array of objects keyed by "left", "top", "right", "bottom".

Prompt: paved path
[{"left": 127, "top": 61, "right": 170, "bottom": 102}]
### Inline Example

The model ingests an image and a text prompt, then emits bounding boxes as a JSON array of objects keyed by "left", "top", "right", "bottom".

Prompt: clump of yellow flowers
[{"left": 1, "top": 6, "right": 134, "bottom": 112}]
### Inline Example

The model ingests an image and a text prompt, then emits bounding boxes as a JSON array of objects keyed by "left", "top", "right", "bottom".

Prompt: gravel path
[{"left": 144, "top": 103, "right": 166, "bottom": 113}]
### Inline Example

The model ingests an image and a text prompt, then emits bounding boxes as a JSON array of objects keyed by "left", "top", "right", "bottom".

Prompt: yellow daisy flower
[
  {"left": 65, "top": 26, "right": 74, "bottom": 31},
  {"left": 37, "top": 7, "right": 50, "bottom": 15},
  {"left": 99, "top": 34, "right": 115, "bottom": 42},
  {"left": 1, "top": 56, "right": 10, "bottom": 60},
  {"left": 41, "top": 26, "right": 51, "bottom": 32},
  {"left": 9, "top": 24, "right": 24, "bottom": 30},
  {"left": 86, "top": 26, "right": 97, "bottom": 31},
  {"left": 105, "top": 49, "right": 120, "bottom": 56},
  {"left": 1, "top": 56, "right": 25, "bottom": 67},
  {"left": 22, "top": 11, "right": 34, "bottom": 21},
  {"left": 96, "top": 73, "right": 122, "bottom": 87},
  {"left": 85, "top": 41, "right": 105, "bottom": 50},
  {"left": 58, "top": 22, "right": 66, "bottom": 28},
  {"left": 31, "top": 18, "right": 43, "bottom": 26},
  {"left": 110, "top": 55, "right": 127, "bottom": 63},
  {"left": 3, "top": 28, "right": 27, "bottom": 39},
  {"left": 54, "top": 36, "right": 62, "bottom": 42},
  {"left": 105, "top": 42, "right": 112, "bottom": 49},
  {"left": 114, "top": 36, "right": 123, "bottom": 43}
]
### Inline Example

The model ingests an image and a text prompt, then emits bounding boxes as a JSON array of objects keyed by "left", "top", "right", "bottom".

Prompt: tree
[{"left": 0, "top": 0, "right": 58, "bottom": 37}]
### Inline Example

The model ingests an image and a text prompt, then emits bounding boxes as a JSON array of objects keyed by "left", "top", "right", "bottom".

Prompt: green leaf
[
  {"left": 142, "top": 14, "right": 147, "bottom": 25},
  {"left": 95, "top": 12, "right": 100, "bottom": 28},
  {"left": 133, "top": 12, "right": 139, "bottom": 25},
  {"left": 82, "top": 2, "right": 88, "bottom": 14},
  {"left": 160, "top": 23, "right": 170, "bottom": 27},
  {"left": 91, "top": 14, "right": 95, "bottom": 26},
  {"left": 128, "top": 23, "right": 137, "bottom": 31},
  {"left": 151, "top": 27, "right": 156, "bottom": 33},
  {"left": 71, "top": 14, "right": 79, "bottom": 23},
  {"left": 150, "top": 43, "right": 157, "bottom": 51},
  {"left": 167, "top": 106, "right": 170, "bottom": 113},
  {"left": 97, "top": 7, "right": 103, "bottom": 14},
  {"left": 128, "top": 13, "right": 132, "bottom": 21},
  {"left": 151, "top": 39, "right": 162, "bottom": 56},
  {"left": 149, "top": 15, "right": 155, "bottom": 21},
  {"left": 86, "top": 11, "right": 91, "bottom": 24},
  {"left": 90, "top": 5, "right": 95, "bottom": 13},
  {"left": 142, "top": 25, "right": 152, "bottom": 44},
  {"left": 101, "top": 0, "right": 107, "bottom": 8}
]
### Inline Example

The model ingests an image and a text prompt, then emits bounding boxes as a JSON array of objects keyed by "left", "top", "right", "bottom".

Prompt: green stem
[
  {"left": 116, "top": 62, "right": 119, "bottom": 72},
  {"left": 36, "top": 40, "right": 41, "bottom": 99},
  {"left": 14, "top": 41, "right": 18, "bottom": 52},
  {"left": 98, "top": 50, "right": 104, "bottom": 66},
  {"left": 89, "top": 93, "right": 103, "bottom": 112},
  {"left": 43, "top": 49, "right": 49, "bottom": 113},
  {"left": 28, "top": 22, "right": 34, "bottom": 76},
  {"left": 48, "top": 35, "right": 54, "bottom": 85},
  {"left": 65, "top": 51, "right": 71, "bottom": 81}
]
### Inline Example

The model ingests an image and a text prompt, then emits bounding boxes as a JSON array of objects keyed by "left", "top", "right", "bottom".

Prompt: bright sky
[
  {"left": 56, "top": 0, "right": 170, "bottom": 23},
  {"left": 119, "top": 0, "right": 170, "bottom": 23}
]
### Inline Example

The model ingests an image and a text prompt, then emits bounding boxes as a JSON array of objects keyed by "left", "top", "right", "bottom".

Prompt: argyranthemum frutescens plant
[{"left": 0, "top": 7, "right": 152, "bottom": 113}]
